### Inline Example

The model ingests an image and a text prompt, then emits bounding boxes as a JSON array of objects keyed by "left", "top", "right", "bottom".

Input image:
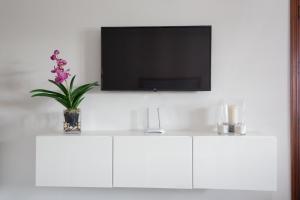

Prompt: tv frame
[{"left": 101, "top": 25, "right": 212, "bottom": 92}]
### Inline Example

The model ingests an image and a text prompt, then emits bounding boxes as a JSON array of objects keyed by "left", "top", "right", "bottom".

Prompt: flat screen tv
[{"left": 101, "top": 26, "right": 211, "bottom": 91}]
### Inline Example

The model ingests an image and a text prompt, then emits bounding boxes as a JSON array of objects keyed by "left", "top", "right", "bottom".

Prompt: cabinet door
[
  {"left": 113, "top": 136, "right": 192, "bottom": 189},
  {"left": 36, "top": 136, "right": 112, "bottom": 187},
  {"left": 193, "top": 136, "right": 277, "bottom": 191}
]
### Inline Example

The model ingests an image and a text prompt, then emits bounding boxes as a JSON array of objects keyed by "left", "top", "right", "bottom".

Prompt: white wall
[{"left": 0, "top": 0, "right": 290, "bottom": 200}]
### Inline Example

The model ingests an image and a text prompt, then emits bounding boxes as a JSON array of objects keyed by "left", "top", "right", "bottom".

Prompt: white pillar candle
[{"left": 228, "top": 105, "right": 238, "bottom": 124}]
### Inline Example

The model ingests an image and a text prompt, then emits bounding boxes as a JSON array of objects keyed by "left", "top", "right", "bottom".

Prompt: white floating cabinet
[
  {"left": 35, "top": 132, "right": 277, "bottom": 191},
  {"left": 193, "top": 136, "right": 277, "bottom": 191},
  {"left": 113, "top": 136, "right": 193, "bottom": 189},
  {"left": 36, "top": 136, "right": 113, "bottom": 187}
]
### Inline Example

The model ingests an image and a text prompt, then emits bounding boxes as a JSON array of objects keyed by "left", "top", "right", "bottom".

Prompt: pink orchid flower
[
  {"left": 50, "top": 50, "right": 60, "bottom": 60},
  {"left": 50, "top": 54, "right": 57, "bottom": 60},
  {"left": 55, "top": 70, "right": 70, "bottom": 83},
  {"left": 51, "top": 66, "right": 63, "bottom": 73},
  {"left": 51, "top": 67, "right": 58, "bottom": 73},
  {"left": 50, "top": 50, "right": 70, "bottom": 83},
  {"left": 57, "top": 59, "right": 67, "bottom": 67}
]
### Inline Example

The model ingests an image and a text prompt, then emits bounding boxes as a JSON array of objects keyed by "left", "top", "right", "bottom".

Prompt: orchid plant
[{"left": 30, "top": 50, "right": 98, "bottom": 110}]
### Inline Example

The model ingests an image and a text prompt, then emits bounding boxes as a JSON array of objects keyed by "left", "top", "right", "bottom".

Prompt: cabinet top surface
[{"left": 36, "top": 130, "right": 275, "bottom": 138}]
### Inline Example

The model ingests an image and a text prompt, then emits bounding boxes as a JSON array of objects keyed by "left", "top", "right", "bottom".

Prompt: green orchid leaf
[
  {"left": 70, "top": 75, "right": 76, "bottom": 92},
  {"left": 31, "top": 93, "right": 71, "bottom": 108},
  {"left": 55, "top": 98, "right": 69, "bottom": 109},
  {"left": 48, "top": 80, "right": 69, "bottom": 96},
  {"left": 71, "top": 82, "right": 98, "bottom": 100},
  {"left": 71, "top": 85, "right": 95, "bottom": 104},
  {"left": 31, "top": 80, "right": 98, "bottom": 109},
  {"left": 30, "top": 89, "right": 68, "bottom": 101},
  {"left": 72, "top": 97, "right": 85, "bottom": 109}
]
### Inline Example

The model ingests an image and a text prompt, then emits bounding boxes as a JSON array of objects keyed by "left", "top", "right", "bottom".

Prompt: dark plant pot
[{"left": 64, "top": 109, "right": 81, "bottom": 133}]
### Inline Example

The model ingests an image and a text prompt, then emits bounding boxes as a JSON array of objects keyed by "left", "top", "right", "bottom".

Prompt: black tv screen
[{"left": 101, "top": 26, "right": 211, "bottom": 91}]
